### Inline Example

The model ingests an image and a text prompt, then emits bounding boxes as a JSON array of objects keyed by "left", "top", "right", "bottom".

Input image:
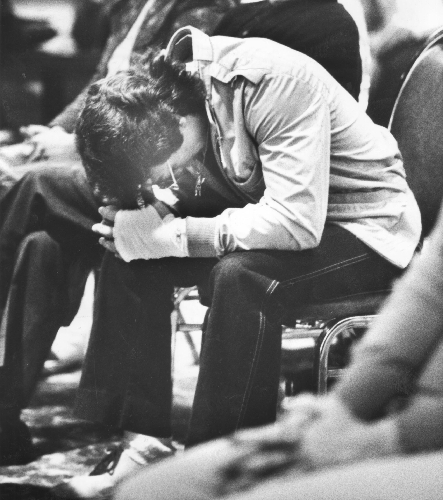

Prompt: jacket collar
[
  {"left": 166, "top": 26, "right": 266, "bottom": 96},
  {"left": 166, "top": 26, "right": 213, "bottom": 63}
]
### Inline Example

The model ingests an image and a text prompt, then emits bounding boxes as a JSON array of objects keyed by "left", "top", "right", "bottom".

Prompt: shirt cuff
[{"left": 186, "top": 217, "right": 218, "bottom": 258}]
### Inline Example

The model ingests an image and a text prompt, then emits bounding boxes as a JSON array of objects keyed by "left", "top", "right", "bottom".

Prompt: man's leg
[
  {"left": 49, "top": 253, "right": 218, "bottom": 498},
  {"left": 0, "top": 231, "right": 90, "bottom": 465},
  {"left": 187, "top": 225, "right": 402, "bottom": 446},
  {"left": 74, "top": 252, "right": 218, "bottom": 437},
  {"left": 0, "top": 164, "right": 101, "bottom": 465},
  {"left": 0, "top": 164, "right": 102, "bottom": 311}
]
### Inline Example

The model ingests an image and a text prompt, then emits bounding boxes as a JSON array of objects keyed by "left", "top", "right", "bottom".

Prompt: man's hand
[
  {"left": 93, "top": 204, "right": 188, "bottom": 262},
  {"left": 23, "top": 125, "right": 79, "bottom": 162},
  {"left": 92, "top": 206, "right": 121, "bottom": 256},
  {"left": 19, "top": 124, "right": 50, "bottom": 139},
  {"left": 217, "top": 394, "right": 399, "bottom": 496},
  {"left": 299, "top": 396, "right": 400, "bottom": 469},
  {"left": 218, "top": 394, "right": 323, "bottom": 496}
]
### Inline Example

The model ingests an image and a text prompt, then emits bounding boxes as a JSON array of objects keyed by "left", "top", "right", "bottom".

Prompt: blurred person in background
[
  {"left": 360, "top": 0, "right": 443, "bottom": 126},
  {"left": 0, "top": 0, "right": 56, "bottom": 52}
]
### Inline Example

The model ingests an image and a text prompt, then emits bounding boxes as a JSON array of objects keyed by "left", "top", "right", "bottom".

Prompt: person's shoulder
[{"left": 211, "top": 35, "right": 331, "bottom": 87}]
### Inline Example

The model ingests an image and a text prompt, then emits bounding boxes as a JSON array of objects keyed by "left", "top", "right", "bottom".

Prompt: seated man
[
  {"left": 0, "top": 0, "right": 363, "bottom": 469},
  {"left": 51, "top": 25, "right": 420, "bottom": 498},
  {"left": 115, "top": 200, "right": 443, "bottom": 500}
]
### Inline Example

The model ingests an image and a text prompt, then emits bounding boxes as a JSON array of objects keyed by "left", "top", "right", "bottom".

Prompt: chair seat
[{"left": 292, "top": 290, "right": 390, "bottom": 322}]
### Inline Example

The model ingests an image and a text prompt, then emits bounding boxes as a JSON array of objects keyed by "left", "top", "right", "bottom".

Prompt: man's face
[{"left": 147, "top": 114, "right": 207, "bottom": 189}]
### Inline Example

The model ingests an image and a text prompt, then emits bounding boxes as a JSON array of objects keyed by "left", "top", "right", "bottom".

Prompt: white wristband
[{"left": 114, "top": 205, "right": 188, "bottom": 262}]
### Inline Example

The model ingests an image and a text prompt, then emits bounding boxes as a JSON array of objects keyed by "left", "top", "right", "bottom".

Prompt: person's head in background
[{"left": 76, "top": 53, "right": 208, "bottom": 210}]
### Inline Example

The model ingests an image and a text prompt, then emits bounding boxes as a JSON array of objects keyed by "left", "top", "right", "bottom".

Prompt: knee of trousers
[
  {"left": 18, "top": 231, "right": 61, "bottom": 265},
  {"left": 208, "top": 253, "right": 275, "bottom": 302}
]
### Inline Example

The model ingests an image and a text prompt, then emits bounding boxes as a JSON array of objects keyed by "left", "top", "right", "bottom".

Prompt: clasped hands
[
  {"left": 218, "top": 394, "right": 399, "bottom": 496},
  {"left": 92, "top": 202, "right": 188, "bottom": 262}
]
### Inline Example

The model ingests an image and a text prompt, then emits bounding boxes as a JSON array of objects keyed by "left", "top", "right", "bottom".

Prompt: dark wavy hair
[{"left": 76, "top": 52, "right": 206, "bottom": 209}]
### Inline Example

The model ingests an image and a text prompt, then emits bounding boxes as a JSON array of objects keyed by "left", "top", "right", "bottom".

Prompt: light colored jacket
[{"left": 166, "top": 27, "right": 421, "bottom": 268}]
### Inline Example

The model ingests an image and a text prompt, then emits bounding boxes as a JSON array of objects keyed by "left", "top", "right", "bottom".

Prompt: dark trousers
[
  {"left": 0, "top": 163, "right": 102, "bottom": 311},
  {"left": 0, "top": 164, "right": 101, "bottom": 420},
  {"left": 0, "top": 231, "right": 90, "bottom": 418},
  {"left": 75, "top": 225, "right": 402, "bottom": 446}
]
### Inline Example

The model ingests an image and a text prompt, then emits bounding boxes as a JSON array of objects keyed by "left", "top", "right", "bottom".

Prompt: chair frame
[
  {"left": 171, "top": 286, "right": 202, "bottom": 366},
  {"left": 312, "top": 315, "right": 376, "bottom": 393}
]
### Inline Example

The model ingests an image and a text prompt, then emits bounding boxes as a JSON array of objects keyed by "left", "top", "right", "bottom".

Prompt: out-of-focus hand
[
  {"left": 218, "top": 394, "right": 324, "bottom": 496},
  {"left": 0, "top": 142, "right": 39, "bottom": 167},
  {"left": 232, "top": 394, "right": 324, "bottom": 448},
  {"left": 298, "top": 396, "right": 400, "bottom": 470},
  {"left": 0, "top": 157, "right": 20, "bottom": 195},
  {"left": 0, "top": 126, "right": 79, "bottom": 167},
  {"left": 27, "top": 126, "right": 79, "bottom": 162},
  {"left": 19, "top": 124, "right": 50, "bottom": 139},
  {"left": 92, "top": 205, "right": 121, "bottom": 257}
]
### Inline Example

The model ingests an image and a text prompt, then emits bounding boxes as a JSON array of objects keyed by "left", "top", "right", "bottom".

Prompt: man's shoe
[
  {"left": 0, "top": 419, "right": 36, "bottom": 466},
  {"left": 52, "top": 439, "right": 175, "bottom": 499}
]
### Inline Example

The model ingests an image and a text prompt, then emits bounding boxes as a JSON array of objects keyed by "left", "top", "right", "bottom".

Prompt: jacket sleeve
[
  {"left": 186, "top": 73, "right": 331, "bottom": 257},
  {"left": 334, "top": 206, "right": 443, "bottom": 451}
]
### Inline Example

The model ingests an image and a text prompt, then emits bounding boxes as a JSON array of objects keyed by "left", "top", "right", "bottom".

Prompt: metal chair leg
[
  {"left": 172, "top": 287, "right": 202, "bottom": 365},
  {"left": 314, "top": 315, "right": 377, "bottom": 394}
]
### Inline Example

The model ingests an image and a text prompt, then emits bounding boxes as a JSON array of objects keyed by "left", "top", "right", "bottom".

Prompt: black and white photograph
[{"left": 0, "top": 0, "right": 442, "bottom": 499}]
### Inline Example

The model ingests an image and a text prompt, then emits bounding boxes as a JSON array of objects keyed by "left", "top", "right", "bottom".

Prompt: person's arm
[
  {"left": 185, "top": 74, "right": 331, "bottom": 258},
  {"left": 110, "top": 72, "right": 333, "bottom": 261},
  {"left": 395, "top": 336, "right": 443, "bottom": 452}
]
